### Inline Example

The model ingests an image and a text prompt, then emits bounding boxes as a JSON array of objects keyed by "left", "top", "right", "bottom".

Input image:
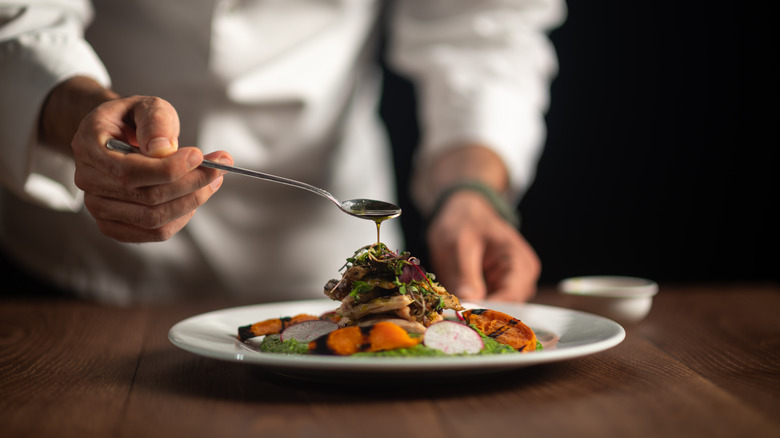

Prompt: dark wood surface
[{"left": 2, "top": 283, "right": 778, "bottom": 437}]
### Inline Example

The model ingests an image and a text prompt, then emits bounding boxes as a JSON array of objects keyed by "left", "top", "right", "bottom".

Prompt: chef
[{"left": 0, "top": 0, "right": 565, "bottom": 305}]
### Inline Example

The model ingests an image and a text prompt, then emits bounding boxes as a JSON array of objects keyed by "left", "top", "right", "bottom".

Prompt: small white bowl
[{"left": 558, "top": 276, "right": 658, "bottom": 324}]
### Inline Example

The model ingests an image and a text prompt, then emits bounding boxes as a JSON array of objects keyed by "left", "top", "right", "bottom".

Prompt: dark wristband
[{"left": 428, "top": 180, "right": 521, "bottom": 228}]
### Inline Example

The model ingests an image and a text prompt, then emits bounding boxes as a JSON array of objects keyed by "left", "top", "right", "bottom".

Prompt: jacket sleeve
[
  {"left": 0, "top": 1, "right": 110, "bottom": 211},
  {"left": 387, "top": 0, "right": 566, "bottom": 210}
]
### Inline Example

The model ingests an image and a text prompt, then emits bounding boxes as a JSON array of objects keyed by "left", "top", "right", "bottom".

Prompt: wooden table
[{"left": 2, "top": 283, "right": 778, "bottom": 437}]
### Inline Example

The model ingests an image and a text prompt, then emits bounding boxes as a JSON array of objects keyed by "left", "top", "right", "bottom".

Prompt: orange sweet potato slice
[
  {"left": 367, "top": 321, "right": 421, "bottom": 352},
  {"left": 461, "top": 309, "right": 538, "bottom": 352},
  {"left": 323, "top": 326, "right": 364, "bottom": 355},
  {"left": 308, "top": 322, "right": 420, "bottom": 355}
]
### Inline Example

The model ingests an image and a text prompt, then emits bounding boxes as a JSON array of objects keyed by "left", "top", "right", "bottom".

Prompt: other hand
[{"left": 426, "top": 190, "right": 540, "bottom": 302}]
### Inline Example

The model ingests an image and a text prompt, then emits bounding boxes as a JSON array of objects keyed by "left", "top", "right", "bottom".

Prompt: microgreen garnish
[{"left": 337, "top": 243, "right": 452, "bottom": 324}]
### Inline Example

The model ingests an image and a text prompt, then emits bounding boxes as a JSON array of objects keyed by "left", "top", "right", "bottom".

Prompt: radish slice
[
  {"left": 424, "top": 321, "right": 484, "bottom": 355},
  {"left": 280, "top": 320, "right": 338, "bottom": 343}
]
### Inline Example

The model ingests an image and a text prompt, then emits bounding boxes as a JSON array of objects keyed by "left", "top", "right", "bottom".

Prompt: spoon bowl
[
  {"left": 340, "top": 199, "right": 402, "bottom": 220},
  {"left": 106, "top": 139, "right": 402, "bottom": 221}
]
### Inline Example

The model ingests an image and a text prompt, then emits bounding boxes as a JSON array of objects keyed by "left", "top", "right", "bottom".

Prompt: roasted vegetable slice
[
  {"left": 461, "top": 309, "right": 538, "bottom": 352},
  {"left": 308, "top": 321, "right": 421, "bottom": 355}
]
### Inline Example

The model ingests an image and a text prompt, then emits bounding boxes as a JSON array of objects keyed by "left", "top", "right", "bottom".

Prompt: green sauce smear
[
  {"left": 258, "top": 327, "right": 543, "bottom": 356},
  {"left": 259, "top": 334, "right": 310, "bottom": 355}
]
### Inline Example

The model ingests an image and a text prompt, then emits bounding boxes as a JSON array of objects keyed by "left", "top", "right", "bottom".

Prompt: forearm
[
  {"left": 390, "top": 0, "right": 565, "bottom": 210},
  {"left": 426, "top": 144, "right": 508, "bottom": 194},
  {"left": 39, "top": 76, "right": 119, "bottom": 156}
]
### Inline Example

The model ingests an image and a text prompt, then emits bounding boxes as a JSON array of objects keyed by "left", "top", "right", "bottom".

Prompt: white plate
[{"left": 169, "top": 299, "right": 625, "bottom": 381}]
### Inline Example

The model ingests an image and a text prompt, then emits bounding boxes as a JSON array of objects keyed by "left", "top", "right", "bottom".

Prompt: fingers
[
  {"left": 70, "top": 95, "right": 233, "bottom": 243},
  {"left": 73, "top": 95, "right": 178, "bottom": 156},
  {"left": 73, "top": 96, "right": 186, "bottom": 180},
  {"left": 91, "top": 209, "right": 197, "bottom": 243},
  {"left": 431, "top": 230, "right": 488, "bottom": 301},
  {"left": 77, "top": 147, "right": 204, "bottom": 196},
  {"left": 427, "top": 192, "right": 490, "bottom": 299},
  {"left": 84, "top": 169, "right": 214, "bottom": 228},
  {"left": 83, "top": 159, "right": 228, "bottom": 243},
  {"left": 482, "top": 232, "right": 540, "bottom": 302},
  {"left": 427, "top": 191, "right": 540, "bottom": 302}
]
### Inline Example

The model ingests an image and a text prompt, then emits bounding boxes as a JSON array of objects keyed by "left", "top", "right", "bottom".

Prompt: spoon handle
[{"left": 105, "top": 139, "right": 340, "bottom": 206}]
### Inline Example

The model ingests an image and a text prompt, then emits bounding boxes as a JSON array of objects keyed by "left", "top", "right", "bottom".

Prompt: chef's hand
[
  {"left": 40, "top": 76, "right": 232, "bottom": 243},
  {"left": 416, "top": 145, "right": 540, "bottom": 302},
  {"left": 426, "top": 191, "right": 540, "bottom": 302}
]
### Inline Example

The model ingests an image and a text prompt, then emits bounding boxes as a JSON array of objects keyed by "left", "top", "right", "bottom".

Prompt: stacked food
[
  {"left": 238, "top": 243, "right": 540, "bottom": 356},
  {"left": 322, "top": 243, "right": 463, "bottom": 334}
]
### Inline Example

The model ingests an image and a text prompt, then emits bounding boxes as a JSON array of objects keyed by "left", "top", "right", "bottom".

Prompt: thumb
[
  {"left": 133, "top": 97, "right": 180, "bottom": 158},
  {"left": 449, "top": 243, "right": 487, "bottom": 301}
]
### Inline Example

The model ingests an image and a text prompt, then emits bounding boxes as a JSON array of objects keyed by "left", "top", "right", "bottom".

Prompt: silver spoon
[{"left": 106, "top": 139, "right": 401, "bottom": 221}]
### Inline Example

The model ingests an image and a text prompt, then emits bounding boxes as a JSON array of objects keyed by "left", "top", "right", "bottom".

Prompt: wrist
[
  {"left": 413, "top": 143, "right": 512, "bottom": 217},
  {"left": 39, "top": 76, "right": 118, "bottom": 155},
  {"left": 429, "top": 180, "right": 521, "bottom": 228}
]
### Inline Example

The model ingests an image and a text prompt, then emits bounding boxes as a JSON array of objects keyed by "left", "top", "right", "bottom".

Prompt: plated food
[{"left": 238, "top": 243, "right": 540, "bottom": 357}]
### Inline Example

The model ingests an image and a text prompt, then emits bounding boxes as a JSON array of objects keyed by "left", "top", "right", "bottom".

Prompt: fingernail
[
  {"left": 187, "top": 151, "right": 203, "bottom": 168},
  {"left": 214, "top": 157, "right": 231, "bottom": 173},
  {"left": 210, "top": 175, "right": 224, "bottom": 191},
  {"left": 147, "top": 137, "right": 175, "bottom": 157}
]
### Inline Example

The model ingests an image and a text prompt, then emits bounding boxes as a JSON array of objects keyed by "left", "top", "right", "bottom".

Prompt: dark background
[{"left": 381, "top": 2, "right": 776, "bottom": 287}]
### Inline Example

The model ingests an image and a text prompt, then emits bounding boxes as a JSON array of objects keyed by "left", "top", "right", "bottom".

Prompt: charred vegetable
[
  {"left": 461, "top": 309, "right": 538, "bottom": 352},
  {"left": 308, "top": 321, "right": 422, "bottom": 355}
]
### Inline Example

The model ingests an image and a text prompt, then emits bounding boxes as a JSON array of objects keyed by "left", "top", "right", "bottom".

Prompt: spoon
[{"left": 105, "top": 139, "right": 401, "bottom": 221}]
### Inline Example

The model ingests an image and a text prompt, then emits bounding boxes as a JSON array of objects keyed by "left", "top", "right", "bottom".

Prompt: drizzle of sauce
[
  {"left": 371, "top": 215, "right": 394, "bottom": 243},
  {"left": 348, "top": 206, "right": 399, "bottom": 244}
]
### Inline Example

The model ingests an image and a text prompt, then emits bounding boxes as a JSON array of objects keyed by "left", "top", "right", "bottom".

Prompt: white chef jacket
[{"left": 0, "top": 0, "right": 565, "bottom": 305}]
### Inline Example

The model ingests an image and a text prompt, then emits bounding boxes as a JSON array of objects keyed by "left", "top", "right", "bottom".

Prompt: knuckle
[
  {"left": 135, "top": 95, "right": 165, "bottom": 111},
  {"left": 163, "top": 157, "right": 190, "bottom": 179},
  {"left": 134, "top": 205, "right": 165, "bottom": 230},
  {"left": 146, "top": 227, "right": 175, "bottom": 242},
  {"left": 85, "top": 103, "right": 113, "bottom": 125},
  {"left": 193, "top": 185, "right": 214, "bottom": 206},
  {"left": 136, "top": 185, "right": 167, "bottom": 206},
  {"left": 111, "top": 164, "right": 135, "bottom": 189},
  {"left": 73, "top": 171, "right": 89, "bottom": 192},
  {"left": 136, "top": 96, "right": 177, "bottom": 126},
  {"left": 149, "top": 215, "right": 191, "bottom": 242},
  {"left": 82, "top": 195, "right": 103, "bottom": 218},
  {"left": 95, "top": 219, "right": 137, "bottom": 243},
  {"left": 134, "top": 196, "right": 199, "bottom": 231},
  {"left": 140, "top": 95, "right": 170, "bottom": 109},
  {"left": 94, "top": 220, "right": 118, "bottom": 240}
]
